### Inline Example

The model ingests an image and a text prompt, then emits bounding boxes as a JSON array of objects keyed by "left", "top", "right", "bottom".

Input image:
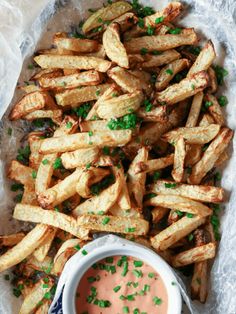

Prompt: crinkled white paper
[{"left": 0, "top": 0, "right": 236, "bottom": 313}]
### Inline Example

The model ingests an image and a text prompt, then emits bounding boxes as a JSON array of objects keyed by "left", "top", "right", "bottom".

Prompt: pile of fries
[{"left": 0, "top": 0, "right": 233, "bottom": 312}]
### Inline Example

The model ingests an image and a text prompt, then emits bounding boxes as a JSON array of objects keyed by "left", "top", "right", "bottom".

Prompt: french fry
[
  {"left": 73, "top": 167, "right": 122, "bottom": 216},
  {"left": 0, "top": 233, "right": 25, "bottom": 247},
  {"left": 82, "top": 1, "right": 132, "bottom": 33},
  {"left": 19, "top": 85, "right": 41, "bottom": 93},
  {"left": 109, "top": 203, "right": 141, "bottom": 218},
  {"left": 172, "top": 137, "right": 186, "bottom": 182},
  {"left": 199, "top": 113, "right": 215, "bottom": 127},
  {"left": 128, "top": 69, "right": 152, "bottom": 95},
  {"left": 152, "top": 207, "right": 169, "bottom": 223},
  {"left": 13, "top": 204, "right": 90, "bottom": 240},
  {"left": 112, "top": 12, "right": 137, "bottom": 33},
  {"left": 155, "top": 59, "right": 190, "bottom": 91},
  {"left": 8, "top": 160, "right": 35, "bottom": 190},
  {"left": 53, "top": 238, "right": 86, "bottom": 275},
  {"left": 186, "top": 92, "right": 204, "bottom": 127},
  {"left": 0, "top": 224, "right": 54, "bottom": 272},
  {"left": 149, "top": 180, "right": 224, "bottom": 203},
  {"left": 28, "top": 132, "right": 45, "bottom": 169},
  {"left": 21, "top": 188, "right": 38, "bottom": 206},
  {"left": 103, "top": 23, "right": 129, "bottom": 68},
  {"left": 24, "top": 256, "right": 53, "bottom": 274},
  {"left": 151, "top": 215, "right": 206, "bottom": 251},
  {"left": 137, "top": 105, "right": 168, "bottom": 122},
  {"left": 80, "top": 120, "right": 110, "bottom": 132},
  {"left": 125, "top": 29, "right": 198, "bottom": 53},
  {"left": 128, "top": 147, "right": 148, "bottom": 209},
  {"left": 61, "top": 147, "right": 99, "bottom": 169},
  {"left": 31, "top": 68, "right": 63, "bottom": 80},
  {"left": 188, "top": 128, "right": 233, "bottom": 184},
  {"left": 108, "top": 66, "right": 143, "bottom": 93},
  {"left": 204, "top": 94, "right": 225, "bottom": 126},
  {"left": 191, "top": 261, "right": 208, "bottom": 303},
  {"left": 54, "top": 37, "right": 98, "bottom": 53},
  {"left": 185, "top": 144, "right": 202, "bottom": 167},
  {"left": 187, "top": 41, "right": 216, "bottom": 77},
  {"left": 162, "top": 124, "right": 220, "bottom": 145},
  {"left": 9, "top": 91, "right": 56, "bottom": 120},
  {"left": 172, "top": 242, "right": 216, "bottom": 267},
  {"left": 97, "top": 91, "right": 143, "bottom": 119},
  {"left": 39, "top": 130, "right": 132, "bottom": 154},
  {"left": 77, "top": 214, "right": 149, "bottom": 236},
  {"left": 19, "top": 278, "right": 54, "bottom": 314},
  {"left": 142, "top": 49, "right": 181, "bottom": 68},
  {"left": 39, "top": 70, "right": 102, "bottom": 90},
  {"left": 207, "top": 67, "right": 218, "bottom": 93},
  {"left": 117, "top": 165, "right": 131, "bottom": 210},
  {"left": 33, "top": 227, "right": 57, "bottom": 262},
  {"left": 38, "top": 167, "right": 84, "bottom": 208},
  {"left": 156, "top": 71, "right": 209, "bottom": 105},
  {"left": 134, "top": 153, "right": 174, "bottom": 174},
  {"left": 215, "top": 150, "right": 229, "bottom": 166},
  {"left": 34, "top": 55, "right": 111, "bottom": 72},
  {"left": 24, "top": 110, "right": 63, "bottom": 125},
  {"left": 146, "top": 194, "right": 212, "bottom": 217},
  {"left": 167, "top": 209, "right": 179, "bottom": 225},
  {"left": 55, "top": 83, "right": 111, "bottom": 106},
  {"left": 35, "top": 300, "right": 51, "bottom": 314}
]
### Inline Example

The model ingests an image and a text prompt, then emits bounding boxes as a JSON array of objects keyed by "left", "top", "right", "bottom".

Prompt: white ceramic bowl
[{"left": 62, "top": 236, "right": 182, "bottom": 314}]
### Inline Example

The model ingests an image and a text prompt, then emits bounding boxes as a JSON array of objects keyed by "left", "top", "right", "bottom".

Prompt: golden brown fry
[
  {"left": 156, "top": 71, "right": 209, "bottom": 105},
  {"left": 13, "top": 204, "right": 90, "bottom": 240},
  {"left": 33, "top": 227, "right": 57, "bottom": 262},
  {"left": 151, "top": 215, "right": 205, "bottom": 251},
  {"left": 54, "top": 37, "right": 98, "bottom": 53},
  {"left": 152, "top": 207, "right": 169, "bottom": 223},
  {"left": 34, "top": 55, "right": 111, "bottom": 72},
  {"left": 128, "top": 147, "right": 148, "bottom": 209},
  {"left": 77, "top": 214, "right": 149, "bottom": 236},
  {"left": 142, "top": 49, "right": 181, "bottom": 68},
  {"left": 125, "top": 29, "right": 198, "bottom": 53},
  {"left": 39, "top": 70, "right": 102, "bottom": 90},
  {"left": 185, "top": 144, "right": 202, "bottom": 167},
  {"left": 109, "top": 203, "right": 141, "bottom": 218},
  {"left": 53, "top": 238, "right": 86, "bottom": 275},
  {"left": 8, "top": 160, "right": 35, "bottom": 190},
  {"left": 116, "top": 165, "right": 131, "bottom": 210},
  {"left": 215, "top": 150, "right": 229, "bottom": 167},
  {"left": 199, "top": 113, "right": 215, "bottom": 127},
  {"left": 9, "top": 91, "right": 55, "bottom": 120},
  {"left": 155, "top": 59, "right": 190, "bottom": 91},
  {"left": 128, "top": 69, "right": 152, "bottom": 95},
  {"left": 172, "top": 137, "right": 186, "bottom": 182},
  {"left": 146, "top": 194, "right": 212, "bottom": 217},
  {"left": 0, "top": 233, "right": 25, "bottom": 247},
  {"left": 19, "top": 278, "right": 54, "bottom": 314},
  {"left": 40, "top": 130, "right": 132, "bottom": 154},
  {"left": 186, "top": 92, "right": 204, "bottom": 127},
  {"left": 189, "top": 128, "right": 233, "bottom": 184},
  {"left": 137, "top": 105, "right": 168, "bottom": 122},
  {"left": 97, "top": 91, "right": 143, "bottom": 119},
  {"left": 80, "top": 120, "right": 110, "bottom": 132},
  {"left": 191, "top": 261, "right": 208, "bottom": 303},
  {"left": 103, "top": 23, "right": 129, "bottom": 68},
  {"left": 61, "top": 147, "right": 99, "bottom": 169},
  {"left": 162, "top": 124, "right": 220, "bottom": 145},
  {"left": 55, "top": 83, "right": 111, "bottom": 106},
  {"left": 205, "top": 94, "right": 225, "bottom": 126},
  {"left": 28, "top": 132, "right": 45, "bottom": 170},
  {"left": 187, "top": 40, "right": 216, "bottom": 77},
  {"left": 31, "top": 68, "right": 63, "bottom": 80},
  {"left": 24, "top": 110, "right": 63, "bottom": 125},
  {"left": 19, "top": 85, "right": 42, "bottom": 93},
  {"left": 82, "top": 1, "right": 132, "bottom": 33},
  {"left": 207, "top": 67, "right": 218, "bottom": 93},
  {"left": 172, "top": 242, "right": 216, "bottom": 267},
  {"left": 0, "top": 224, "right": 54, "bottom": 272},
  {"left": 35, "top": 300, "right": 51, "bottom": 314},
  {"left": 149, "top": 180, "right": 224, "bottom": 203},
  {"left": 134, "top": 153, "right": 174, "bottom": 174}
]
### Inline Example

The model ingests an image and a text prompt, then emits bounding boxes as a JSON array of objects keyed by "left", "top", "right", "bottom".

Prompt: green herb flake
[
  {"left": 42, "top": 159, "right": 49, "bottom": 165},
  {"left": 16, "top": 145, "right": 31, "bottom": 164},
  {"left": 143, "top": 99, "right": 152, "bottom": 112},
  {"left": 151, "top": 50, "right": 161, "bottom": 55},
  {"left": 155, "top": 16, "right": 164, "bottom": 24},
  {"left": 66, "top": 121, "right": 72, "bottom": 129},
  {"left": 148, "top": 272, "right": 155, "bottom": 278},
  {"left": 218, "top": 95, "right": 228, "bottom": 107},
  {"left": 188, "top": 233, "right": 194, "bottom": 241},
  {"left": 133, "top": 309, "right": 140, "bottom": 314},
  {"left": 95, "top": 89, "right": 101, "bottom": 96},
  {"left": 86, "top": 162, "right": 91, "bottom": 169},
  {"left": 133, "top": 260, "right": 143, "bottom": 267},
  {"left": 72, "top": 103, "right": 92, "bottom": 119},
  {"left": 74, "top": 244, "right": 81, "bottom": 251},
  {"left": 214, "top": 172, "right": 221, "bottom": 181},
  {"left": 44, "top": 291, "right": 51, "bottom": 300},
  {"left": 127, "top": 294, "right": 135, "bottom": 301},
  {"left": 42, "top": 283, "right": 49, "bottom": 289},
  {"left": 32, "top": 170, "right": 37, "bottom": 179},
  {"left": 186, "top": 213, "right": 194, "bottom": 218},
  {"left": 125, "top": 227, "right": 136, "bottom": 233},
  {"left": 53, "top": 157, "right": 63, "bottom": 169},
  {"left": 137, "top": 18, "right": 144, "bottom": 28},
  {"left": 132, "top": 269, "right": 143, "bottom": 278},
  {"left": 204, "top": 101, "right": 213, "bottom": 109},
  {"left": 213, "top": 65, "right": 228, "bottom": 85},
  {"left": 81, "top": 249, "right": 88, "bottom": 256},
  {"left": 171, "top": 281, "right": 176, "bottom": 285},
  {"left": 105, "top": 257, "right": 114, "bottom": 263},
  {"left": 140, "top": 47, "right": 148, "bottom": 55},
  {"left": 176, "top": 210, "right": 184, "bottom": 217},
  {"left": 147, "top": 25, "right": 155, "bottom": 36},
  {"left": 164, "top": 183, "right": 177, "bottom": 188},
  {"left": 88, "top": 131, "right": 93, "bottom": 136},
  {"left": 102, "top": 217, "right": 110, "bottom": 225},
  {"left": 191, "top": 84, "right": 195, "bottom": 90},
  {"left": 153, "top": 296, "right": 162, "bottom": 305},
  {"left": 98, "top": 210, "right": 105, "bottom": 215},
  {"left": 11, "top": 183, "right": 24, "bottom": 192},
  {"left": 121, "top": 261, "right": 128, "bottom": 276},
  {"left": 113, "top": 285, "right": 121, "bottom": 293},
  {"left": 166, "top": 69, "right": 173, "bottom": 75},
  {"left": 28, "top": 64, "right": 34, "bottom": 70},
  {"left": 102, "top": 146, "right": 110, "bottom": 155},
  {"left": 168, "top": 27, "right": 182, "bottom": 34},
  {"left": 123, "top": 306, "right": 130, "bottom": 314},
  {"left": 14, "top": 193, "right": 23, "bottom": 203},
  {"left": 107, "top": 113, "right": 139, "bottom": 130},
  {"left": 7, "top": 127, "right": 12, "bottom": 136}
]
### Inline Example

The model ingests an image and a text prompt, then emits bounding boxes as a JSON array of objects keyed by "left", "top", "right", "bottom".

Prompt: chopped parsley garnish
[
  {"left": 169, "top": 28, "right": 181, "bottom": 34},
  {"left": 53, "top": 157, "right": 63, "bottom": 169},
  {"left": 121, "top": 261, "right": 128, "bottom": 276},
  {"left": 126, "top": 294, "right": 135, "bottom": 301},
  {"left": 140, "top": 47, "right": 148, "bottom": 55},
  {"left": 188, "top": 233, "right": 194, "bottom": 241},
  {"left": 108, "top": 0, "right": 113, "bottom": 4},
  {"left": 72, "top": 103, "right": 92, "bottom": 119},
  {"left": 123, "top": 306, "right": 130, "bottom": 314},
  {"left": 66, "top": 121, "right": 72, "bottom": 128},
  {"left": 28, "top": 64, "right": 34, "bottom": 69},
  {"left": 153, "top": 296, "right": 162, "bottom": 305},
  {"left": 151, "top": 50, "right": 161, "bottom": 55},
  {"left": 191, "top": 84, "right": 195, "bottom": 90},
  {"left": 14, "top": 193, "right": 23, "bottom": 203},
  {"left": 204, "top": 101, "right": 213, "bottom": 109},
  {"left": 143, "top": 284, "right": 150, "bottom": 292},
  {"left": 147, "top": 25, "right": 155, "bottom": 36},
  {"left": 166, "top": 69, "right": 173, "bottom": 75},
  {"left": 150, "top": 73, "right": 157, "bottom": 84},
  {"left": 86, "top": 162, "right": 91, "bottom": 169},
  {"left": 16, "top": 145, "right": 31, "bottom": 164},
  {"left": 202, "top": 143, "right": 210, "bottom": 151},
  {"left": 155, "top": 16, "right": 164, "bottom": 24},
  {"left": 81, "top": 249, "right": 88, "bottom": 255},
  {"left": 74, "top": 244, "right": 81, "bottom": 251},
  {"left": 133, "top": 260, "right": 143, "bottom": 267},
  {"left": 133, "top": 309, "right": 140, "bottom": 314},
  {"left": 188, "top": 46, "right": 201, "bottom": 56},
  {"left": 112, "top": 92, "right": 118, "bottom": 97},
  {"left": 218, "top": 95, "right": 228, "bottom": 107},
  {"left": 102, "top": 146, "right": 110, "bottom": 155},
  {"left": 113, "top": 285, "right": 121, "bottom": 293},
  {"left": 95, "top": 89, "right": 100, "bottom": 96},
  {"left": 91, "top": 174, "right": 115, "bottom": 195},
  {"left": 42, "top": 159, "right": 49, "bottom": 165},
  {"left": 132, "top": 270, "right": 143, "bottom": 278},
  {"left": 131, "top": 0, "right": 155, "bottom": 18},
  {"left": 164, "top": 182, "right": 177, "bottom": 188},
  {"left": 105, "top": 257, "right": 113, "bottom": 263},
  {"left": 11, "top": 183, "right": 23, "bottom": 192},
  {"left": 107, "top": 113, "right": 139, "bottom": 130},
  {"left": 32, "top": 170, "right": 37, "bottom": 179},
  {"left": 87, "top": 276, "right": 96, "bottom": 283},
  {"left": 137, "top": 18, "right": 144, "bottom": 28},
  {"left": 213, "top": 65, "right": 228, "bottom": 85},
  {"left": 143, "top": 99, "right": 152, "bottom": 112},
  {"left": 32, "top": 119, "right": 44, "bottom": 128},
  {"left": 7, "top": 127, "right": 12, "bottom": 136},
  {"left": 125, "top": 227, "right": 136, "bottom": 233},
  {"left": 102, "top": 217, "right": 110, "bottom": 225},
  {"left": 176, "top": 210, "right": 184, "bottom": 217},
  {"left": 214, "top": 172, "right": 221, "bottom": 181},
  {"left": 186, "top": 213, "right": 194, "bottom": 218},
  {"left": 211, "top": 204, "right": 221, "bottom": 240},
  {"left": 94, "top": 299, "right": 111, "bottom": 308},
  {"left": 88, "top": 131, "right": 93, "bottom": 136},
  {"left": 144, "top": 193, "right": 156, "bottom": 200},
  {"left": 148, "top": 272, "right": 155, "bottom": 278},
  {"left": 153, "top": 171, "right": 161, "bottom": 181}
]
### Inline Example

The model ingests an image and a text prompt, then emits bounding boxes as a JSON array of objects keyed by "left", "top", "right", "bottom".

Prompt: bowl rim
[{"left": 62, "top": 236, "right": 182, "bottom": 314}]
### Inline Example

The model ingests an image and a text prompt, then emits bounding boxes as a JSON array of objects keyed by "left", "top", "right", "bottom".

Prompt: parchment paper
[{"left": 0, "top": 0, "right": 236, "bottom": 313}]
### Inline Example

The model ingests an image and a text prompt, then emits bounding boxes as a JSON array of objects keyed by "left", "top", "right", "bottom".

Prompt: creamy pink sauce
[{"left": 76, "top": 255, "right": 168, "bottom": 314}]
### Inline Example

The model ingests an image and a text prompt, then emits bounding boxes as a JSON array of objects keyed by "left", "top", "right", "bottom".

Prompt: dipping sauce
[{"left": 76, "top": 255, "right": 168, "bottom": 314}]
